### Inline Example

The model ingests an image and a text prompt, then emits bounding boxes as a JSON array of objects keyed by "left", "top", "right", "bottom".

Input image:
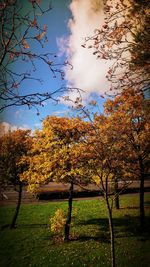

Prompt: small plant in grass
[
  {"left": 49, "top": 209, "right": 66, "bottom": 241},
  {"left": 49, "top": 208, "right": 78, "bottom": 241}
]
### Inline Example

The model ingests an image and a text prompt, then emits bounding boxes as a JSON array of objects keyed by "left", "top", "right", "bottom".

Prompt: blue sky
[
  {"left": 0, "top": 0, "right": 107, "bottom": 131},
  {"left": 1, "top": 0, "right": 149, "bottom": 133},
  {"left": 0, "top": 0, "right": 72, "bottom": 130}
]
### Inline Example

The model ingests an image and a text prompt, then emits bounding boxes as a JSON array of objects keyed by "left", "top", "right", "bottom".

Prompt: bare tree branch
[{"left": 0, "top": 0, "right": 73, "bottom": 112}]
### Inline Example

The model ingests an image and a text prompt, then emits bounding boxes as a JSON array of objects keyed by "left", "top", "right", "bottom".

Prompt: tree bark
[
  {"left": 114, "top": 179, "right": 119, "bottom": 209},
  {"left": 64, "top": 181, "right": 74, "bottom": 241},
  {"left": 106, "top": 195, "right": 116, "bottom": 267},
  {"left": 10, "top": 182, "right": 22, "bottom": 229},
  {"left": 139, "top": 156, "right": 145, "bottom": 229}
]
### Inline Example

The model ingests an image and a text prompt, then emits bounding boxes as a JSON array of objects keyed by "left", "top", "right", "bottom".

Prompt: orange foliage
[
  {"left": 0, "top": 130, "right": 32, "bottom": 187},
  {"left": 21, "top": 116, "right": 92, "bottom": 192}
]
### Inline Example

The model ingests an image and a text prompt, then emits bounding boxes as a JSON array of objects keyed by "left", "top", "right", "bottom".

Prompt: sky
[{"left": 0, "top": 0, "right": 111, "bottom": 133}]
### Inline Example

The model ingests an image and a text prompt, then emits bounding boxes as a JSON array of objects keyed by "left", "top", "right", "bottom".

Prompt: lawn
[{"left": 0, "top": 194, "right": 150, "bottom": 267}]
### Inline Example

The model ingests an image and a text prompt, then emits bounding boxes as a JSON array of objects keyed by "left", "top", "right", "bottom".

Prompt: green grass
[{"left": 0, "top": 194, "right": 150, "bottom": 267}]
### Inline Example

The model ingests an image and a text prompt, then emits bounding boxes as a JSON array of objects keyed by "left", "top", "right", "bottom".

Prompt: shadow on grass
[
  {"left": 119, "top": 206, "right": 139, "bottom": 209},
  {"left": 18, "top": 223, "right": 48, "bottom": 228},
  {"left": 1, "top": 223, "right": 48, "bottom": 230},
  {"left": 73, "top": 234, "right": 110, "bottom": 243},
  {"left": 1, "top": 214, "right": 150, "bottom": 245},
  {"left": 78, "top": 215, "right": 150, "bottom": 240}
]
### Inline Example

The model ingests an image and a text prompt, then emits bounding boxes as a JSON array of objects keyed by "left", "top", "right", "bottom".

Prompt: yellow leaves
[
  {"left": 21, "top": 115, "right": 92, "bottom": 187},
  {"left": 92, "top": 175, "right": 100, "bottom": 186},
  {"left": 20, "top": 92, "right": 150, "bottom": 194},
  {"left": 42, "top": 116, "right": 90, "bottom": 145},
  {"left": 0, "top": 129, "right": 32, "bottom": 187},
  {"left": 92, "top": 172, "right": 114, "bottom": 188},
  {"left": 49, "top": 209, "right": 66, "bottom": 236},
  {"left": 27, "top": 183, "right": 39, "bottom": 194}
]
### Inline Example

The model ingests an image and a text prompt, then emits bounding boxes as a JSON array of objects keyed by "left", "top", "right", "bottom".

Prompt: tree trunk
[
  {"left": 10, "top": 182, "right": 22, "bottom": 229},
  {"left": 114, "top": 179, "right": 119, "bottom": 209},
  {"left": 139, "top": 156, "right": 145, "bottom": 229},
  {"left": 64, "top": 181, "right": 74, "bottom": 241},
  {"left": 106, "top": 196, "right": 116, "bottom": 267}
]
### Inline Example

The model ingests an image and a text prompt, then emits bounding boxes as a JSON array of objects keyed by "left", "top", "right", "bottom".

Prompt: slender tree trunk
[
  {"left": 106, "top": 195, "right": 116, "bottom": 267},
  {"left": 139, "top": 156, "right": 145, "bottom": 229},
  {"left": 64, "top": 181, "right": 74, "bottom": 241},
  {"left": 10, "top": 182, "right": 22, "bottom": 229},
  {"left": 114, "top": 178, "right": 119, "bottom": 209}
]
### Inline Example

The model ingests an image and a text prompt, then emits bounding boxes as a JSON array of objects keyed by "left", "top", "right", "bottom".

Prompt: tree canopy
[
  {"left": 84, "top": 0, "right": 150, "bottom": 95},
  {"left": 21, "top": 116, "right": 92, "bottom": 192},
  {"left": 0, "top": 129, "right": 32, "bottom": 188}
]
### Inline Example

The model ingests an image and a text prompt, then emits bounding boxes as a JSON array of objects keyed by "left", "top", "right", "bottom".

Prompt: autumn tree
[
  {"left": 0, "top": 0, "right": 74, "bottom": 113},
  {"left": 129, "top": 0, "right": 150, "bottom": 89},
  {"left": 84, "top": 0, "right": 150, "bottom": 95},
  {"left": 104, "top": 88, "right": 150, "bottom": 228},
  {"left": 21, "top": 116, "right": 91, "bottom": 240},
  {"left": 77, "top": 113, "right": 125, "bottom": 267},
  {"left": 74, "top": 94, "right": 149, "bottom": 267},
  {"left": 0, "top": 129, "right": 32, "bottom": 228}
]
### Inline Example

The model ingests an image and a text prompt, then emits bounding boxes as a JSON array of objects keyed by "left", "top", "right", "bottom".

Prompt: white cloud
[
  {"left": 0, "top": 122, "right": 30, "bottom": 136},
  {"left": 15, "top": 110, "right": 22, "bottom": 119},
  {"left": 58, "top": 0, "right": 111, "bottom": 104},
  {"left": 52, "top": 110, "right": 70, "bottom": 116},
  {"left": 33, "top": 122, "right": 42, "bottom": 130}
]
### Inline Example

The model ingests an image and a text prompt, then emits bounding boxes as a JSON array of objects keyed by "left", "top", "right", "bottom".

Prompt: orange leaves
[
  {"left": 42, "top": 116, "right": 90, "bottom": 144},
  {"left": 84, "top": 88, "right": 150, "bottom": 189},
  {"left": 20, "top": 89, "right": 150, "bottom": 194},
  {"left": 0, "top": 129, "right": 32, "bottom": 187},
  {"left": 21, "top": 39, "right": 30, "bottom": 49},
  {"left": 35, "top": 31, "right": 46, "bottom": 41},
  {"left": 30, "top": 18, "right": 37, "bottom": 27},
  {"left": 102, "top": 88, "right": 150, "bottom": 178},
  {"left": 89, "top": 100, "right": 97, "bottom": 106},
  {"left": 108, "top": 27, "right": 126, "bottom": 42},
  {"left": 21, "top": 116, "right": 93, "bottom": 191}
]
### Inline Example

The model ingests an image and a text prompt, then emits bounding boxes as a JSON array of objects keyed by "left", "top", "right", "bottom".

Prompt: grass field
[{"left": 0, "top": 194, "right": 150, "bottom": 267}]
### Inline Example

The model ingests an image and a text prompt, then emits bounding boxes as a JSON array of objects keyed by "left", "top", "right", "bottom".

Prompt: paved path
[{"left": 0, "top": 181, "right": 150, "bottom": 206}]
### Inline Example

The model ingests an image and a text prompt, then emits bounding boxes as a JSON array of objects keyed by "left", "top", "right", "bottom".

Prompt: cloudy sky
[{"left": 0, "top": 0, "right": 111, "bottom": 133}]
